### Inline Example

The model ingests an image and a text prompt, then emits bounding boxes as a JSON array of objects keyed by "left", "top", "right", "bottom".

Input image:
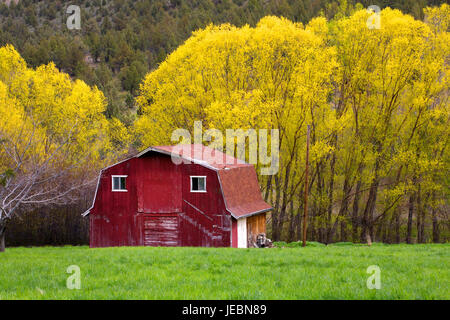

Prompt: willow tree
[
  {"left": 321, "top": 7, "right": 449, "bottom": 244},
  {"left": 135, "top": 8, "right": 449, "bottom": 243},
  {"left": 135, "top": 16, "right": 337, "bottom": 241},
  {"left": 0, "top": 45, "right": 129, "bottom": 252}
]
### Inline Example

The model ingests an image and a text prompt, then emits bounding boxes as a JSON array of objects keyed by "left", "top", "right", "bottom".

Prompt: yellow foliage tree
[
  {"left": 135, "top": 8, "right": 449, "bottom": 244},
  {"left": 0, "top": 45, "right": 130, "bottom": 251}
]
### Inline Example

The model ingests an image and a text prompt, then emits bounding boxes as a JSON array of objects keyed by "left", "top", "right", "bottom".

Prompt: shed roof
[{"left": 218, "top": 166, "right": 272, "bottom": 219}]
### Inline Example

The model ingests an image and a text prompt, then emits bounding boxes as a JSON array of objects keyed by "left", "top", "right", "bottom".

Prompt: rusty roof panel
[{"left": 218, "top": 166, "right": 272, "bottom": 219}]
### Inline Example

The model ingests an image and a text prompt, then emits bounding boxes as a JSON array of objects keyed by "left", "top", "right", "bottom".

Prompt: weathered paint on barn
[{"left": 85, "top": 145, "right": 271, "bottom": 248}]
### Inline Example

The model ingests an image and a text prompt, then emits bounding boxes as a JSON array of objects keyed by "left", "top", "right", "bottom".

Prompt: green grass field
[{"left": 0, "top": 243, "right": 448, "bottom": 299}]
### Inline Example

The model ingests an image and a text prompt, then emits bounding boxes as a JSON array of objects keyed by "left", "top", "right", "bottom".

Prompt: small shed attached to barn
[{"left": 83, "top": 144, "right": 272, "bottom": 248}]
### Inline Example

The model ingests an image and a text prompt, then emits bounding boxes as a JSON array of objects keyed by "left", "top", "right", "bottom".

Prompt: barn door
[
  {"left": 143, "top": 215, "right": 179, "bottom": 247},
  {"left": 246, "top": 213, "right": 267, "bottom": 247}
]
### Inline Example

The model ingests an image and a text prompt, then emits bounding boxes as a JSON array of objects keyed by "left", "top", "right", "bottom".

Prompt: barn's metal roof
[
  {"left": 137, "top": 144, "right": 249, "bottom": 170},
  {"left": 217, "top": 166, "right": 272, "bottom": 219},
  {"left": 83, "top": 144, "right": 272, "bottom": 219}
]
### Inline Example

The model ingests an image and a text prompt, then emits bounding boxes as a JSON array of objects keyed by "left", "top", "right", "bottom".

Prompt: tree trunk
[
  {"left": 351, "top": 180, "right": 361, "bottom": 242},
  {"left": 382, "top": 221, "right": 389, "bottom": 243},
  {"left": 315, "top": 162, "right": 324, "bottom": 243},
  {"left": 375, "top": 214, "right": 384, "bottom": 242},
  {"left": 296, "top": 206, "right": 302, "bottom": 241},
  {"left": 326, "top": 149, "right": 336, "bottom": 243},
  {"left": 361, "top": 177, "right": 379, "bottom": 244},
  {"left": 365, "top": 228, "right": 372, "bottom": 246},
  {"left": 340, "top": 220, "right": 347, "bottom": 242},
  {"left": 395, "top": 208, "right": 400, "bottom": 243},
  {"left": 327, "top": 176, "right": 351, "bottom": 243},
  {"left": 416, "top": 184, "right": 423, "bottom": 243},
  {"left": 406, "top": 192, "right": 415, "bottom": 244},
  {"left": 271, "top": 212, "right": 279, "bottom": 241},
  {"left": 310, "top": 206, "right": 316, "bottom": 241},
  {"left": 264, "top": 175, "right": 272, "bottom": 202},
  {"left": 287, "top": 201, "right": 295, "bottom": 242},
  {"left": 271, "top": 175, "right": 281, "bottom": 241},
  {"left": 432, "top": 207, "right": 439, "bottom": 243},
  {"left": 386, "top": 211, "right": 395, "bottom": 243},
  {"left": 416, "top": 207, "right": 422, "bottom": 243},
  {"left": 351, "top": 163, "right": 364, "bottom": 243},
  {"left": 0, "top": 227, "right": 5, "bottom": 253}
]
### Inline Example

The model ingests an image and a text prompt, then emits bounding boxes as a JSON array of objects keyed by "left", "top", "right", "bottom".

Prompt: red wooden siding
[
  {"left": 89, "top": 156, "right": 232, "bottom": 248},
  {"left": 180, "top": 163, "right": 230, "bottom": 247},
  {"left": 89, "top": 158, "right": 139, "bottom": 247},
  {"left": 87, "top": 145, "right": 271, "bottom": 248},
  {"left": 231, "top": 218, "right": 238, "bottom": 248},
  {"left": 137, "top": 153, "right": 182, "bottom": 213},
  {"left": 143, "top": 214, "right": 179, "bottom": 246}
]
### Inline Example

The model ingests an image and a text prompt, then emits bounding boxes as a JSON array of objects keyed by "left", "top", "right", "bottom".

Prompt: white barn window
[
  {"left": 112, "top": 175, "right": 127, "bottom": 192},
  {"left": 190, "top": 176, "right": 206, "bottom": 192}
]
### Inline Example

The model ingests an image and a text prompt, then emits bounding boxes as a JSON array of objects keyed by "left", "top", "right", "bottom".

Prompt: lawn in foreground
[{"left": 0, "top": 243, "right": 448, "bottom": 299}]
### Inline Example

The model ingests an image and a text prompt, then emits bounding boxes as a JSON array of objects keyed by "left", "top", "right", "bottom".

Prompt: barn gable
[{"left": 137, "top": 144, "right": 272, "bottom": 219}]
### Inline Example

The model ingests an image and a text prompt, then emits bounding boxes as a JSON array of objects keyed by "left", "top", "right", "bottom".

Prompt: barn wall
[
  {"left": 136, "top": 153, "right": 182, "bottom": 213},
  {"left": 181, "top": 163, "right": 231, "bottom": 247},
  {"left": 231, "top": 218, "right": 238, "bottom": 248},
  {"left": 231, "top": 214, "right": 266, "bottom": 248},
  {"left": 141, "top": 213, "right": 179, "bottom": 246},
  {"left": 91, "top": 154, "right": 260, "bottom": 248},
  {"left": 237, "top": 218, "right": 248, "bottom": 248},
  {"left": 90, "top": 158, "right": 139, "bottom": 247}
]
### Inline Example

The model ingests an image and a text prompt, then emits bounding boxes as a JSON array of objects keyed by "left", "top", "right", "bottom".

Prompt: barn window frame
[
  {"left": 112, "top": 175, "right": 128, "bottom": 192},
  {"left": 190, "top": 176, "right": 207, "bottom": 193}
]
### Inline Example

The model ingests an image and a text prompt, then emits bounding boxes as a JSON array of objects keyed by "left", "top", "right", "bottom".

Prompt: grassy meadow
[{"left": 0, "top": 243, "right": 448, "bottom": 300}]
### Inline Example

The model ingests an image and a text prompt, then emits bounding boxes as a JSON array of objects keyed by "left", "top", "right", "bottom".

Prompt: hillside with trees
[{"left": 0, "top": 0, "right": 443, "bottom": 126}]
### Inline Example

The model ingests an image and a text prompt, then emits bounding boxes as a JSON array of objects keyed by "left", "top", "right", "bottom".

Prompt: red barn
[{"left": 83, "top": 144, "right": 272, "bottom": 248}]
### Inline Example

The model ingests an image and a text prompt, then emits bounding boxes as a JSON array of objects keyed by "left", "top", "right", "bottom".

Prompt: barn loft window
[
  {"left": 190, "top": 176, "right": 206, "bottom": 192},
  {"left": 112, "top": 175, "right": 127, "bottom": 192}
]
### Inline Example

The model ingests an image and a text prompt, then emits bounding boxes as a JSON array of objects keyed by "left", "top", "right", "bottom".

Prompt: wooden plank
[
  {"left": 246, "top": 213, "right": 266, "bottom": 246},
  {"left": 143, "top": 215, "right": 179, "bottom": 247}
]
